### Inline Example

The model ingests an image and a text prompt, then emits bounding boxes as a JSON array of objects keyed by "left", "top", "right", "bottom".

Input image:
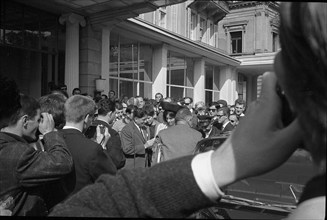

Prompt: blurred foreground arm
[{"left": 211, "top": 71, "right": 302, "bottom": 190}]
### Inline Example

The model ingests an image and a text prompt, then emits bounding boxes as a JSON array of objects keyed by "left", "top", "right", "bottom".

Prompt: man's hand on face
[
  {"left": 38, "top": 112, "right": 55, "bottom": 135},
  {"left": 211, "top": 72, "right": 303, "bottom": 188}
]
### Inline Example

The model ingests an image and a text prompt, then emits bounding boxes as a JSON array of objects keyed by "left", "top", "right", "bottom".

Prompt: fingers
[
  {"left": 259, "top": 72, "right": 279, "bottom": 104},
  {"left": 277, "top": 118, "right": 303, "bottom": 151}
]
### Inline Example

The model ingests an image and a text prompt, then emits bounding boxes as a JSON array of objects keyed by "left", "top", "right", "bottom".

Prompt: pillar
[
  {"left": 219, "top": 66, "right": 238, "bottom": 105},
  {"left": 193, "top": 58, "right": 205, "bottom": 104},
  {"left": 101, "top": 27, "right": 110, "bottom": 95},
  {"left": 59, "top": 13, "right": 86, "bottom": 96},
  {"left": 152, "top": 44, "right": 168, "bottom": 98}
]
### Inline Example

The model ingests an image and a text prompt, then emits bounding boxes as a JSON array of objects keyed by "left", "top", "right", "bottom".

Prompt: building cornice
[
  {"left": 228, "top": 1, "right": 280, "bottom": 11},
  {"left": 126, "top": 18, "right": 240, "bottom": 66}
]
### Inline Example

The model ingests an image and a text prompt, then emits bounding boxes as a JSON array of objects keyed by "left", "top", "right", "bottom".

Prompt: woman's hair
[
  {"left": 279, "top": 2, "right": 327, "bottom": 167},
  {"left": 163, "top": 110, "right": 176, "bottom": 123}
]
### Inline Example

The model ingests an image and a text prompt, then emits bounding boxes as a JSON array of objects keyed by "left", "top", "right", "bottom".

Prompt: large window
[
  {"left": 199, "top": 17, "right": 207, "bottom": 42},
  {"left": 190, "top": 12, "right": 197, "bottom": 40},
  {"left": 231, "top": 31, "right": 242, "bottom": 54},
  {"left": 0, "top": 0, "right": 64, "bottom": 97},
  {"left": 238, "top": 73, "right": 247, "bottom": 101},
  {"left": 166, "top": 51, "right": 194, "bottom": 100},
  {"left": 205, "top": 65, "right": 220, "bottom": 104},
  {"left": 109, "top": 32, "right": 152, "bottom": 99},
  {"left": 272, "top": 32, "right": 279, "bottom": 52}
]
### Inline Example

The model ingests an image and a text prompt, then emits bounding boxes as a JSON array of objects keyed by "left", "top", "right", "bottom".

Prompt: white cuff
[{"left": 191, "top": 150, "right": 225, "bottom": 202}]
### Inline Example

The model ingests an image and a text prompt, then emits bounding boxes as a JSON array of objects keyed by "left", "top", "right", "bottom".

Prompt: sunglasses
[{"left": 209, "top": 109, "right": 216, "bottom": 112}]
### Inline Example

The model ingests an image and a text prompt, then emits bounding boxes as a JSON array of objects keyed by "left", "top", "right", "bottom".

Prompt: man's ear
[
  {"left": 21, "top": 115, "right": 29, "bottom": 128},
  {"left": 84, "top": 114, "right": 90, "bottom": 124}
]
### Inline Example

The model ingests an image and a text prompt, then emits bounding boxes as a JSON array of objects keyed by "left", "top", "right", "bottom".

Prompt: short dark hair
[
  {"left": 39, "top": 93, "right": 66, "bottom": 129},
  {"left": 133, "top": 107, "right": 147, "bottom": 119},
  {"left": 72, "top": 88, "right": 81, "bottom": 95},
  {"left": 0, "top": 75, "right": 21, "bottom": 129},
  {"left": 115, "top": 101, "right": 123, "bottom": 110},
  {"left": 163, "top": 110, "right": 176, "bottom": 123},
  {"left": 126, "top": 104, "right": 137, "bottom": 114},
  {"left": 218, "top": 107, "right": 230, "bottom": 118},
  {"left": 144, "top": 104, "right": 155, "bottom": 117},
  {"left": 9, "top": 94, "right": 40, "bottom": 126},
  {"left": 235, "top": 98, "right": 246, "bottom": 107},
  {"left": 97, "top": 99, "right": 116, "bottom": 116}
]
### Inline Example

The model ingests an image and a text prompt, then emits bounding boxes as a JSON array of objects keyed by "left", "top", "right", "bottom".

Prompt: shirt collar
[{"left": 63, "top": 125, "right": 82, "bottom": 133}]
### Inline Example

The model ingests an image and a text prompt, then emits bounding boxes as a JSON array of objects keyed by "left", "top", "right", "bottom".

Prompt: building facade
[{"left": 1, "top": 0, "right": 280, "bottom": 105}]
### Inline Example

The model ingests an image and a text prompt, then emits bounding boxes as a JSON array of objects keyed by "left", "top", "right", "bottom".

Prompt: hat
[
  {"left": 160, "top": 101, "right": 184, "bottom": 113},
  {"left": 216, "top": 99, "right": 227, "bottom": 107}
]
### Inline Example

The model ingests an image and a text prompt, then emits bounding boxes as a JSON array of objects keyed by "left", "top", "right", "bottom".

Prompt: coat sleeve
[
  {"left": 88, "top": 144, "right": 117, "bottom": 182},
  {"left": 16, "top": 131, "right": 73, "bottom": 187},
  {"left": 105, "top": 130, "right": 126, "bottom": 169},
  {"left": 49, "top": 155, "right": 215, "bottom": 218},
  {"left": 120, "top": 126, "right": 145, "bottom": 155}
]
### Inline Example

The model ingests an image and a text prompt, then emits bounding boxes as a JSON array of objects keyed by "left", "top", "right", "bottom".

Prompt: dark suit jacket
[
  {"left": 60, "top": 129, "right": 117, "bottom": 196},
  {"left": 92, "top": 120, "right": 126, "bottom": 169},
  {"left": 221, "top": 122, "right": 234, "bottom": 133},
  {"left": 120, "top": 121, "right": 149, "bottom": 169},
  {"left": 49, "top": 155, "right": 215, "bottom": 217}
]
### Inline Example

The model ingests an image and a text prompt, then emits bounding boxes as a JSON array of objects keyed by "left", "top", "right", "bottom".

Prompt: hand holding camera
[
  {"left": 96, "top": 125, "right": 111, "bottom": 150},
  {"left": 38, "top": 112, "right": 55, "bottom": 135}
]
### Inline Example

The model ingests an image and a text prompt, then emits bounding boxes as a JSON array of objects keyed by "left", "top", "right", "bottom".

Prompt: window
[
  {"left": 237, "top": 73, "right": 247, "bottom": 101},
  {"left": 205, "top": 65, "right": 220, "bottom": 104},
  {"left": 166, "top": 51, "right": 194, "bottom": 100},
  {"left": 190, "top": 12, "right": 197, "bottom": 40},
  {"left": 231, "top": 31, "right": 242, "bottom": 54},
  {"left": 159, "top": 7, "right": 167, "bottom": 28},
  {"left": 109, "top": 32, "right": 152, "bottom": 98},
  {"left": 199, "top": 17, "right": 207, "bottom": 42},
  {"left": 209, "top": 22, "right": 214, "bottom": 46},
  {"left": 272, "top": 32, "right": 279, "bottom": 52}
]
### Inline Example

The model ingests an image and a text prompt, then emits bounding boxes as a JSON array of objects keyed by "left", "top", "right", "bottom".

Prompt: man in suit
[
  {"left": 156, "top": 108, "right": 202, "bottom": 162},
  {"left": 217, "top": 107, "right": 234, "bottom": 133},
  {"left": 61, "top": 95, "right": 117, "bottom": 196},
  {"left": 120, "top": 107, "right": 154, "bottom": 169},
  {"left": 90, "top": 99, "right": 125, "bottom": 169}
]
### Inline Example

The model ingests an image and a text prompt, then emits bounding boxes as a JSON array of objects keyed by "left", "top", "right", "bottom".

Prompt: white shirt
[{"left": 191, "top": 150, "right": 326, "bottom": 220}]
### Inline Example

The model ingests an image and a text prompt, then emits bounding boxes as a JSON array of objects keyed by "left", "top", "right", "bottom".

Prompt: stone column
[
  {"left": 59, "top": 13, "right": 86, "bottom": 96},
  {"left": 255, "top": 10, "right": 264, "bottom": 53},
  {"left": 219, "top": 66, "right": 238, "bottom": 105},
  {"left": 193, "top": 58, "right": 205, "bottom": 104},
  {"left": 101, "top": 27, "right": 110, "bottom": 95},
  {"left": 152, "top": 44, "right": 168, "bottom": 98}
]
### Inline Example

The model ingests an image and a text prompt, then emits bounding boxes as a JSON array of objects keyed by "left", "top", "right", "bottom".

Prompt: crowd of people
[{"left": 0, "top": 2, "right": 325, "bottom": 219}]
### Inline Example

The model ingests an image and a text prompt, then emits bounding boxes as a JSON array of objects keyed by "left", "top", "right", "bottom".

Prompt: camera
[{"left": 276, "top": 83, "right": 295, "bottom": 127}]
